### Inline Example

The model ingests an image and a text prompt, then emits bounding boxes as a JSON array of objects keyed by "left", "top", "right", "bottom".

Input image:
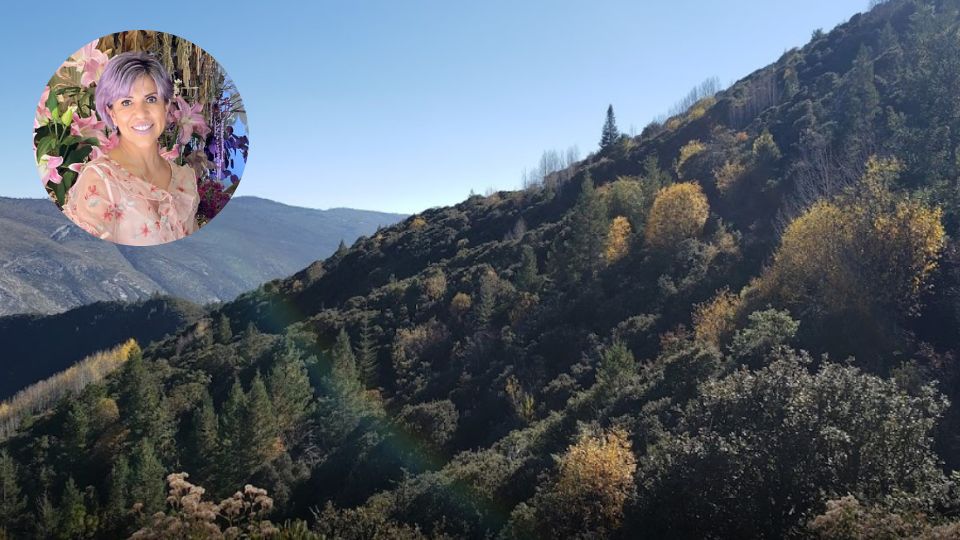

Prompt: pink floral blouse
[{"left": 62, "top": 156, "right": 199, "bottom": 246}]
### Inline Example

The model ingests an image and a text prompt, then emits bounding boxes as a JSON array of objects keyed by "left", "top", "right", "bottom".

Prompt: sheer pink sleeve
[
  {"left": 61, "top": 164, "right": 122, "bottom": 241},
  {"left": 178, "top": 165, "right": 200, "bottom": 234}
]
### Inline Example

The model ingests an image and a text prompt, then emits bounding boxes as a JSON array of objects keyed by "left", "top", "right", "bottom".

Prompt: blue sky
[{"left": 1, "top": 1, "right": 864, "bottom": 214}]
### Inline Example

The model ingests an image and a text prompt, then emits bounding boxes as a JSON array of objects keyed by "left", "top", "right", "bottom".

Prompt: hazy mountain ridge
[{"left": 0, "top": 195, "right": 406, "bottom": 316}]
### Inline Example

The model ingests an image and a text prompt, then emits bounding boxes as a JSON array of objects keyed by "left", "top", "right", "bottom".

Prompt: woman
[{"left": 62, "top": 51, "right": 199, "bottom": 246}]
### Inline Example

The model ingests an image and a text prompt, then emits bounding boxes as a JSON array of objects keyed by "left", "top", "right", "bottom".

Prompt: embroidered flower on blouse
[{"left": 103, "top": 203, "right": 124, "bottom": 221}]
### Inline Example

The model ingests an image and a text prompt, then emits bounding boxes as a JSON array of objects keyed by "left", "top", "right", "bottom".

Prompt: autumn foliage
[
  {"left": 604, "top": 216, "right": 632, "bottom": 264},
  {"left": 533, "top": 428, "right": 637, "bottom": 537},
  {"left": 759, "top": 157, "right": 945, "bottom": 318},
  {"left": 644, "top": 182, "right": 710, "bottom": 249}
]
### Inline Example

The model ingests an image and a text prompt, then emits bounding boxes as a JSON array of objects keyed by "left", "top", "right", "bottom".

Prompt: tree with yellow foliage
[
  {"left": 531, "top": 428, "right": 637, "bottom": 537},
  {"left": 605, "top": 216, "right": 632, "bottom": 264},
  {"left": 693, "top": 288, "right": 742, "bottom": 348},
  {"left": 645, "top": 182, "right": 710, "bottom": 250},
  {"left": 759, "top": 157, "right": 945, "bottom": 319}
]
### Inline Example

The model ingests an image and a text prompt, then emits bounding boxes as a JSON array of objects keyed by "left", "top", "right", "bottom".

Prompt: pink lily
[
  {"left": 171, "top": 96, "right": 210, "bottom": 144},
  {"left": 68, "top": 40, "right": 110, "bottom": 87},
  {"left": 70, "top": 113, "right": 108, "bottom": 145},
  {"left": 160, "top": 144, "right": 181, "bottom": 160},
  {"left": 100, "top": 130, "right": 120, "bottom": 152},
  {"left": 88, "top": 144, "right": 107, "bottom": 161},
  {"left": 38, "top": 154, "right": 64, "bottom": 185},
  {"left": 35, "top": 86, "right": 52, "bottom": 129}
]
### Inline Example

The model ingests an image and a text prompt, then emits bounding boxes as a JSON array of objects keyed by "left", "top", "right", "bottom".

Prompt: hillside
[
  {"left": 0, "top": 196, "right": 405, "bottom": 316},
  {"left": 0, "top": 296, "right": 203, "bottom": 401},
  {"left": 3, "top": 1, "right": 960, "bottom": 538}
]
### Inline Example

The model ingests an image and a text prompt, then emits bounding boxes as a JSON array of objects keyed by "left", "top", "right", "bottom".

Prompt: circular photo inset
[{"left": 33, "top": 30, "right": 248, "bottom": 246}]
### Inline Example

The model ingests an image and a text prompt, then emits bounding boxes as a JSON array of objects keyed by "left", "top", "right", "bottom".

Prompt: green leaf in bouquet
[
  {"left": 52, "top": 181, "right": 66, "bottom": 206},
  {"left": 35, "top": 135, "right": 58, "bottom": 161},
  {"left": 60, "top": 135, "right": 82, "bottom": 148},
  {"left": 45, "top": 89, "right": 58, "bottom": 116},
  {"left": 224, "top": 182, "right": 239, "bottom": 196},
  {"left": 66, "top": 145, "right": 93, "bottom": 166},
  {"left": 62, "top": 170, "right": 77, "bottom": 192},
  {"left": 83, "top": 137, "right": 101, "bottom": 146}
]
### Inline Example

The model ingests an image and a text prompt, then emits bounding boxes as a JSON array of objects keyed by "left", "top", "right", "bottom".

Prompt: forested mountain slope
[{"left": 3, "top": 1, "right": 960, "bottom": 538}]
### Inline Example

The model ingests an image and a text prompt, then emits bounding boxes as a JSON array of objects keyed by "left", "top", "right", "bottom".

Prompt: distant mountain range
[{"left": 0, "top": 196, "right": 406, "bottom": 316}]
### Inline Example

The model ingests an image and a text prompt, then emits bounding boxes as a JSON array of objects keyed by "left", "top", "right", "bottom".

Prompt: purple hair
[{"left": 94, "top": 51, "right": 173, "bottom": 130}]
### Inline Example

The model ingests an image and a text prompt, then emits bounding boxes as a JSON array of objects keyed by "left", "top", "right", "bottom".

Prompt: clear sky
[{"left": 1, "top": 1, "right": 865, "bottom": 214}]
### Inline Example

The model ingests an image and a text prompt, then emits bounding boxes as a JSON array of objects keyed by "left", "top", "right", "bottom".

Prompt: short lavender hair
[{"left": 94, "top": 51, "right": 174, "bottom": 130}]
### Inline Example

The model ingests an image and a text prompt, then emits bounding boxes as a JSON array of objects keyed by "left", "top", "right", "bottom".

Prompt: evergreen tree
[
  {"left": 316, "top": 329, "right": 365, "bottom": 445},
  {"left": 596, "top": 341, "right": 637, "bottom": 392},
  {"left": 219, "top": 377, "right": 248, "bottom": 493},
  {"left": 129, "top": 439, "right": 165, "bottom": 515},
  {"left": 216, "top": 313, "right": 233, "bottom": 344},
  {"left": 331, "top": 329, "right": 361, "bottom": 396},
  {"left": 549, "top": 173, "right": 608, "bottom": 287},
  {"left": 242, "top": 371, "right": 279, "bottom": 473},
  {"left": 841, "top": 45, "right": 880, "bottom": 159},
  {"left": 515, "top": 244, "right": 542, "bottom": 292},
  {"left": 59, "top": 477, "right": 87, "bottom": 539},
  {"left": 0, "top": 451, "right": 26, "bottom": 536},
  {"left": 35, "top": 492, "right": 58, "bottom": 540},
  {"left": 642, "top": 155, "right": 671, "bottom": 189},
  {"left": 268, "top": 341, "right": 315, "bottom": 439},
  {"left": 600, "top": 104, "right": 620, "bottom": 150},
  {"left": 187, "top": 389, "right": 219, "bottom": 483},
  {"left": 105, "top": 455, "right": 130, "bottom": 532},
  {"left": 61, "top": 400, "right": 90, "bottom": 469},
  {"left": 474, "top": 268, "right": 500, "bottom": 328},
  {"left": 357, "top": 317, "right": 379, "bottom": 389},
  {"left": 119, "top": 345, "right": 172, "bottom": 456}
]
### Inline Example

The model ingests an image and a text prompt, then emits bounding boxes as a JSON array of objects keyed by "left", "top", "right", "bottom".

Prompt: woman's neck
[{"left": 110, "top": 137, "right": 166, "bottom": 173}]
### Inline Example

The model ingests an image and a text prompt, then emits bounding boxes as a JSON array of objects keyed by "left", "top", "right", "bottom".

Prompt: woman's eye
[
  {"left": 120, "top": 100, "right": 132, "bottom": 106},
  {"left": 147, "top": 96, "right": 157, "bottom": 103}
]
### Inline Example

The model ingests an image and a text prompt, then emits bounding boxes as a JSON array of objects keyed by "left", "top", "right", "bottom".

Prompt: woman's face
[{"left": 108, "top": 74, "right": 167, "bottom": 147}]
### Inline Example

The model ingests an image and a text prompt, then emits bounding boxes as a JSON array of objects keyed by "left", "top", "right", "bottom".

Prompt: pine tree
[
  {"left": 600, "top": 104, "right": 620, "bottom": 150},
  {"left": 187, "top": 389, "right": 219, "bottom": 483},
  {"left": 104, "top": 455, "right": 130, "bottom": 532},
  {"left": 596, "top": 341, "right": 637, "bottom": 391},
  {"left": 129, "top": 439, "right": 165, "bottom": 515},
  {"left": 0, "top": 451, "right": 26, "bottom": 536},
  {"left": 59, "top": 477, "right": 88, "bottom": 539},
  {"left": 515, "top": 245, "right": 542, "bottom": 292},
  {"left": 62, "top": 400, "right": 90, "bottom": 468},
  {"left": 316, "top": 330, "right": 365, "bottom": 444},
  {"left": 331, "top": 329, "right": 361, "bottom": 396},
  {"left": 243, "top": 371, "right": 279, "bottom": 473},
  {"left": 268, "top": 341, "right": 315, "bottom": 438},
  {"left": 120, "top": 346, "right": 172, "bottom": 456},
  {"left": 841, "top": 45, "right": 880, "bottom": 158},
  {"left": 219, "top": 377, "right": 248, "bottom": 493},
  {"left": 357, "top": 317, "right": 379, "bottom": 389},
  {"left": 216, "top": 314, "right": 233, "bottom": 344},
  {"left": 35, "top": 492, "right": 58, "bottom": 540},
  {"left": 549, "top": 173, "right": 608, "bottom": 287},
  {"left": 472, "top": 267, "right": 502, "bottom": 328}
]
